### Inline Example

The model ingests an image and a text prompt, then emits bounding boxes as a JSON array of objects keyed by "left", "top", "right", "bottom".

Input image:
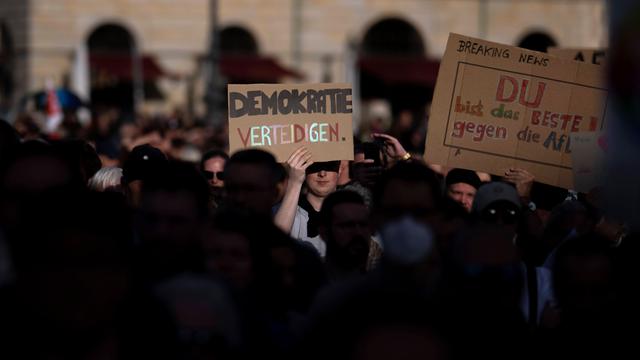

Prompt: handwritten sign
[
  {"left": 228, "top": 83, "right": 354, "bottom": 162},
  {"left": 570, "top": 131, "right": 606, "bottom": 193},
  {"left": 424, "top": 33, "right": 607, "bottom": 189},
  {"left": 548, "top": 48, "right": 606, "bottom": 65}
]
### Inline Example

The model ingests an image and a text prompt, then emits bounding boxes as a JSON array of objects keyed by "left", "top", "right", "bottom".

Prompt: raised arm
[
  {"left": 274, "top": 147, "right": 313, "bottom": 233},
  {"left": 504, "top": 167, "right": 544, "bottom": 261},
  {"left": 503, "top": 168, "right": 534, "bottom": 203},
  {"left": 371, "top": 133, "right": 411, "bottom": 164}
]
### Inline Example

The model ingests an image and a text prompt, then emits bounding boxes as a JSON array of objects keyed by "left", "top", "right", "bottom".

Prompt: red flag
[{"left": 44, "top": 81, "right": 63, "bottom": 134}]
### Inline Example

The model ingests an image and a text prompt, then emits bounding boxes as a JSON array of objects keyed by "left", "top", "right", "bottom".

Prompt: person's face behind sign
[
  {"left": 306, "top": 170, "right": 339, "bottom": 198},
  {"left": 447, "top": 182, "right": 477, "bottom": 212},
  {"left": 305, "top": 162, "right": 341, "bottom": 198},
  {"left": 224, "top": 163, "right": 278, "bottom": 216}
]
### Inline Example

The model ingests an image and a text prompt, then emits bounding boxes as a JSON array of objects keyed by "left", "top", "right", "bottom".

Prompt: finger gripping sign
[
  {"left": 424, "top": 33, "right": 607, "bottom": 189},
  {"left": 228, "top": 83, "right": 354, "bottom": 162}
]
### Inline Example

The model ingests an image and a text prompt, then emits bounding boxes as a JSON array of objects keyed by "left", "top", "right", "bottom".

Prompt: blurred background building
[{"left": 0, "top": 0, "right": 607, "bottom": 130}]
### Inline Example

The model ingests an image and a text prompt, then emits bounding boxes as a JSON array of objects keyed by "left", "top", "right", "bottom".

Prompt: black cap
[
  {"left": 445, "top": 168, "right": 482, "bottom": 190},
  {"left": 122, "top": 144, "right": 167, "bottom": 184}
]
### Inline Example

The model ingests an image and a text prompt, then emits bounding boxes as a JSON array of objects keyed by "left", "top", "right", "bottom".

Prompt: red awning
[
  {"left": 358, "top": 56, "right": 440, "bottom": 87},
  {"left": 89, "top": 54, "right": 168, "bottom": 81},
  {"left": 219, "top": 55, "right": 303, "bottom": 82}
]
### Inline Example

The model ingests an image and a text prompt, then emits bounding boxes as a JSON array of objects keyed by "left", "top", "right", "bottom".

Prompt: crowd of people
[{"left": 0, "top": 109, "right": 638, "bottom": 360}]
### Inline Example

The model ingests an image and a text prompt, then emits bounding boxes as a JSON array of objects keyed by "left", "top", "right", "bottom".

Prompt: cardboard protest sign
[
  {"left": 424, "top": 33, "right": 607, "bottom": 189},
  {"left": 570, "top": 131, "right": 606, "bottom": 193},
  {"left": 228, "top": 83, "right": 354, "bottom": 162},
  {"left": 548, "top": 47, "right": 606, "bottom": 65}
]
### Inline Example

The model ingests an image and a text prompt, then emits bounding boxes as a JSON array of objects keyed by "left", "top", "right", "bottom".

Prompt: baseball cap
[{"left": 472, "top": 182, "right": 521, "bottom": 213}]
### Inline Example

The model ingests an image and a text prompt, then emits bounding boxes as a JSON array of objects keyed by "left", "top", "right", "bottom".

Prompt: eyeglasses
[{"left": 203, "top": 171, "right": 225, "bottom": 181}]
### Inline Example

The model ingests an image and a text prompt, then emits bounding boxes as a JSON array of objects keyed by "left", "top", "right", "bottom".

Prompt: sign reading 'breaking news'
[{"left": 424, "top": 33, "right": 607, "bottom": 189}]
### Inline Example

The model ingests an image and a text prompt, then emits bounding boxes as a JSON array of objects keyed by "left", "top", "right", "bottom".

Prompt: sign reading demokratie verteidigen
[{"left": 228, "top": 83, "right": 354, "bottom": 162}]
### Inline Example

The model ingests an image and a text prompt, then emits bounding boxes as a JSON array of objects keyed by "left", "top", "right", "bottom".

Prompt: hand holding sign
[
  {"left": 372, "top": 133, "right": 410, "bottom": 162},
  {"left": 504, "top": 168, "right": 535, "bottom": 199},
  {"left": 275, "top": 146, "right": 314, "bottom": 234},
  {"left": 286, "top": 147, "right": 313, "bottom": 185}
]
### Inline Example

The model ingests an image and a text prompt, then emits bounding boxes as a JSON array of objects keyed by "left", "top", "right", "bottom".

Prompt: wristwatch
[{"left": 400, "top": 152, "right": 412, "bottom": 161}]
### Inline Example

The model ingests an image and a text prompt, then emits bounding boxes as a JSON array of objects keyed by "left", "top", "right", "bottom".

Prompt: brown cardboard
[
  {"left": 548, "top": 47, "right": 606, "bottom": 65},
  {"left": 424, "top": 33, "right": 607, "bottom": 189},
  {"left": 228, "top": 83, "right": 354, "bottom": 162}
]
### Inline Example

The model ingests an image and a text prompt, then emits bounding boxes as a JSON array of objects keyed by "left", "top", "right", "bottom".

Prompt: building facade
[{"left": 0, "top": 0, "right": 607, "bottom": 122}]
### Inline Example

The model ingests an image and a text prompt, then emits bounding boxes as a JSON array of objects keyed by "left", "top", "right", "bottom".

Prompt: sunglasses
[
  {"left": 203, "top": 171, "right": 225, "bottom": 181},
  {"left": 306, "top": 161, "right": 341, "bottom": 175},
  {"left": 481, "top": 205, "right": 520, "bottom": 225}
]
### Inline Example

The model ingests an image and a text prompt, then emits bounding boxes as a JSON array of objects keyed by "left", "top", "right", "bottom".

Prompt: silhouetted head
[{"left": 224, "top": 149, "right": 280, "bottom": 216}]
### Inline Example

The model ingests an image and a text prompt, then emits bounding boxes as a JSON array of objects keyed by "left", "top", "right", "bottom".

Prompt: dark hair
[
  {"left": 208, "top": 206, "right": 292, "bottom": 265},
  {"left": 225, "top": 149, "right": 281, "bottom": 186},
  {"left": 2, "top": 139, "right": 87, "bottom": 193},
  {"left": 552, "top": 232, "right": 620, "bottom": 315},
  {"left": 353, "top": 136, "right": 364, "bottom": 155},
  {"left": 143, "top": 161, "right": 211, "bottom": 217},
  {"left": 54, "top": 139, "right": 102, "bottom": 183},
  {"left": 530, "top": 182, "right": 570, "bottom": 211},
  {"left": 319, "top": 190, "right": 366, "bottom": 226},
  {"left": 209, "top": 206, "right": 277, "bottom": 246},
  {"left": 543, "top": 200, "right": 587, "bottom": 239},
  {"left": 9, "top": 190, "right": 133, "bottom": 273},
  {"left": 372, "top": 161, "right": 443, "bottom": 209},
  {"left": 200, "top": 149, "right": 229, "bottom": 172},
  {"left": 210, "top": 206, "right": 326, "bottom": 312},
  {"left": 275, "top": 162, "right": 287, "bottom": 183}
]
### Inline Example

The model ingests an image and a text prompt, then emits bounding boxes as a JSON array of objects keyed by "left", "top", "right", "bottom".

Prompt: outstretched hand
[
  {"left": 372, "top": 133, "right": 409, "bottom": 161},
  {"left": 504, "top": 168, "right": 534, "bottom": 199}
]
